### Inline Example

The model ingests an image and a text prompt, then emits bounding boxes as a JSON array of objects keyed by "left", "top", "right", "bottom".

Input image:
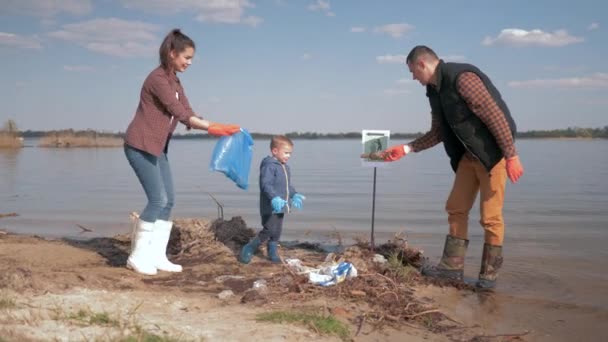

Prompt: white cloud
[
  {"left": 0, "top": 0, "right": 92, "bottom": 17},
  {"left": 64, "top": 65, "right": 95, "bottom": 72},
  {"left": 120, "top": 0, "right": 262, "bottom": 27},
  {"left": 308, "top": 0, "right": 330, "bottom": 11},
  {"left": 301, "top": 53, "right": 312, "bottom": 60},
  {"left": 351, "top": 27, "right": 366, "bottom": 33},
  {"left": 376, "top": 54, "right": 407, "bottom": 64},
  {"left": 242, "top": 16, "right": 263, "bottom": 27},
  {"left": 508, "top": 73, "right": 608, "bottom": 88},
  {"left": 48, "top": 18, "right": 160, "bottom": 58},
  {"left": 587, "top": 22, "right": 600, "bottom": 31},
  {"left": 0, "top": 32, "right": 42, "bottom": 49},
  {"left": 482, "top": 28, "right": 584, "bottom": 47},
  {"left": 308, "top": 0, "right": 334, "bottom": 17},
  {"left": 373, "top": 23, "right": 414, "bottom": 38}
]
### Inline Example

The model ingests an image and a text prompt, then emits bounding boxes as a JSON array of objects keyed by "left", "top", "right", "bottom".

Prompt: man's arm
[
  {"left": 381, "top": 112, "right": 441, "bottom": 161},
  {"left": 408, "top": 113, "right": 442, "bottom": 153},
  {"left": 456, "top": 72, "right": 516, "bottom": 159}
]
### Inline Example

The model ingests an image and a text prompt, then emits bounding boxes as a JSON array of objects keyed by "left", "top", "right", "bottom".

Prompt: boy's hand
[
  {"left": 208, "top": 123, "right": 241, "bottom": 136},
  {"left": 271, "top": 196, "right": 287, "bottom": 213},
  {"left": 291, "top": 193, "right": 306, "bottom": 210}
]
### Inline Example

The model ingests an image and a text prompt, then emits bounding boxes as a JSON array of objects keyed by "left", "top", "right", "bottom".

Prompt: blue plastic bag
[{"left": 209, "top": 129, "right": 254, "bottom": 190}]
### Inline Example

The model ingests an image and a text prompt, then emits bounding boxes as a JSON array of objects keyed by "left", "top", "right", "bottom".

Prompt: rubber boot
[
  {"left": 127, "top": 220, "right": 157, "bottom": 275},
  {"left": 153, "top": 220, "right": 182, "bottom": 272},
  {"left": 267, "top": 241, "right": 281, "bottom": 263},
  {"left": 421, "top": 235, "right": 468, "bottom": 281},
  {"left": 476, "top": 243, "right": 503, "bottom": 290},
  {"left": 239, "top": 237, "right": 261, "bottom": 264}
]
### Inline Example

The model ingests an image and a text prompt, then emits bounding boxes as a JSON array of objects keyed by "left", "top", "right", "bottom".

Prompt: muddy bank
[{"left": 1, "top": 217, "right": 606, "bottom": 341}]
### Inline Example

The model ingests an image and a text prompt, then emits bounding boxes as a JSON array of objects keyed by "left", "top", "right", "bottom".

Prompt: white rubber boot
[
  {"left": 153, "top": 220, "right": 183, "bottom": 272},
  {"left": 127, "top": 220, "right": 158, "bottom": 275}
]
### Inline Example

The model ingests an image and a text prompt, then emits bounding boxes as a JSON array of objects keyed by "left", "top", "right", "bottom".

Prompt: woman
[{"left": 124, "top": 29, "right": 240, "bottom": 275}]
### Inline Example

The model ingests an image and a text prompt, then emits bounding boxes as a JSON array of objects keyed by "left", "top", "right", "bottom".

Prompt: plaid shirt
[
  {"left": 125, "top": 66, "right": 196, "bottom": 156},
  {"left": 409, "top": 72, "right": 517, "bottom": 159}
]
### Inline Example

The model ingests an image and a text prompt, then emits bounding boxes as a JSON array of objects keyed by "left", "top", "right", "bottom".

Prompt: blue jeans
[{"left": 124, "top": 144, "right": 175, "bottom": 222}]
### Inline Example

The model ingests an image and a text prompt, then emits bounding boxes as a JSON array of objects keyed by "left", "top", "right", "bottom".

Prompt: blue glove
[
  {"left": 271, "top": 196, "right": 287, "bottom": 213},
  {"left": 291, "top": 193, "right": 306, "bottom": 210}
]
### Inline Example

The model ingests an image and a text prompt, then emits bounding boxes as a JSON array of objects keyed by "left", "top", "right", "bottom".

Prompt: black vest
[{"left": 427, "top": 61, "right": 516, "bottom": 172}]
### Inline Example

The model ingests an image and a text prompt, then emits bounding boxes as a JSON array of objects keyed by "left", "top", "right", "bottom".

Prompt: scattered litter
[
  {"left": 373, "top": 254, "right": 387, "bottom": 264},
  {"left": 252, "top": 279, "right": 268, "bottom": 293},
  {"left": 286, "top": 258, "right": 357, "bottom": 287},
  {"left": 218, "top": 290, "right": 234, "bottom": 300}
]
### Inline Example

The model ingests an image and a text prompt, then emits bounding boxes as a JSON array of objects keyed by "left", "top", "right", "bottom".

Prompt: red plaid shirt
[
  {"left": 409, "top": 72, "right": 516, "bottom": 159},
  {"left": 124, "top": 66, "right": 196, "bottom": 156}
]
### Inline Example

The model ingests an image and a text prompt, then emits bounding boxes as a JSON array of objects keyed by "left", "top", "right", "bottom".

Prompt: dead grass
[
  {"left": 257, "top": 310, "right": 350, "bottom": 341},
  {"left": 0, "top": 297, "right": 16, "bottom": 310},
  {"left": 0, "top": 134, "right": 22, "bottom": 149},
  {"left": 0, "top": 292, "right": 17, "bottom": 311},
  {"left": 386, "top": 252, "right": 418, "bottom": 283},
  {"left": 39, "top": 131, "right": 122, "bottom": 148},
  {"left": 66, "top": 308, "right": 120, "bottom": 327}
]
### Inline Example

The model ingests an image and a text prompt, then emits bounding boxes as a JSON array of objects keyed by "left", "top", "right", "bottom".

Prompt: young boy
[{"left": 240, "top": 135, "right": 306, "bottom": 264}]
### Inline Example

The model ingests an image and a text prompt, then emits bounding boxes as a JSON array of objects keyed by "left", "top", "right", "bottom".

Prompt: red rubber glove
[
  {"left": 208, "top": 123, "right": 240, "bottom": 136},
  {"left": 382, "top": 144, "right": 410, "bottom": 161},
  {"left": 506, "top": 156, "right": 524, "bottom": 183}
]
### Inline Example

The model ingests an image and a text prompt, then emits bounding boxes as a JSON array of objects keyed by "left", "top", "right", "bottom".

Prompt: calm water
[{"left": 1, "top": 139, "right": 607, "bottom": 309}]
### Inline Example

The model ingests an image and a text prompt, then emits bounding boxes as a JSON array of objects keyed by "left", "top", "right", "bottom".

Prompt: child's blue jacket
[{"left": 259, "top": 156, "right": 297, "bottom": 215}]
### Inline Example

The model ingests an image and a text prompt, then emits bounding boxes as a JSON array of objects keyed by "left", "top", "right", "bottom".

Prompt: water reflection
[{"left": 0, "top": 148, "right": 20, "bottom": 198}]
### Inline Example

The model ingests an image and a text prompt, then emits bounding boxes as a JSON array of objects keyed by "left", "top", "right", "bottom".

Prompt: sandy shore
[{"left": 1, "top": 218, "right": 606, "bottom": 342}]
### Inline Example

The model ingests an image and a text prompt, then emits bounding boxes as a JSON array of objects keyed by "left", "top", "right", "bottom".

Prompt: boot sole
[{"left": 127, "top": 260, "right": 158, "bottom": 275}]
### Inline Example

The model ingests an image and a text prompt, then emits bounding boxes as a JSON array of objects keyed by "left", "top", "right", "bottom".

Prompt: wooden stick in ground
[
  {"left": 76, "top": 224, "right": 93, "bottom": 233},
  {"left": 0, "top": 212, "right": 18, "bottom": 219}
]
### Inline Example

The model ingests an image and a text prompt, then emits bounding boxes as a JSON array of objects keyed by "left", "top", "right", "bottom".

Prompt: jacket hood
[{"left": 261, "top": 155, "right": 282, "bottom": 167}]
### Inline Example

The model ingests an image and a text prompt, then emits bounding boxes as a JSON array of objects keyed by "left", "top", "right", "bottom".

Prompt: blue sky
[{"left": 0, "top": 0, "right": 606, "bottom": 134}]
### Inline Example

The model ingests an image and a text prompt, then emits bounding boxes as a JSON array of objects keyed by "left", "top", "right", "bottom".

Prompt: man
[{"left": 381, "top": 45, "right": 524, "bottom": 289}]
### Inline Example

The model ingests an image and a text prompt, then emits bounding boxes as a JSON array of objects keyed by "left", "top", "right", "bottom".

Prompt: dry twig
[{"left": 404, "top": 309, "right": 440, "bottom": 320}]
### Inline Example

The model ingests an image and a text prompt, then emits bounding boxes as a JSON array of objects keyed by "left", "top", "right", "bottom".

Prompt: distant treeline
[{"left": 17, "top": 126, "right": 608, "bottom": 139}]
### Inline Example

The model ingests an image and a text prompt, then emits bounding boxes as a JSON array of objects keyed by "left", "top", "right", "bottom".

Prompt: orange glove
[
  {"left": 506, "top": 156, "right": 524, "bottom": 183},
  {"left": 208, "top": 123, "right": 240, "bottom": 136},
  {"left": 382, "top": 144, "right": 410, "bottom": 161}
]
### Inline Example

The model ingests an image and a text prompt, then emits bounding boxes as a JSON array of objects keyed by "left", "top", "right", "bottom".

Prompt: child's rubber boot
[
  {"left": 239, "top": 237, "right": 261, "bottom": 264},
  {"left": 267, "top": 241, "right": 282, "bottom": 264}
]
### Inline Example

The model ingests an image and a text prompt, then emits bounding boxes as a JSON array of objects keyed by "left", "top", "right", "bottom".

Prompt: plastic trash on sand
[
  {"left": 209, "top": 128, "right": 254, "bottom": 190},
  {"left": 286, "top": 258, "right": 358, "bottom": 287}
]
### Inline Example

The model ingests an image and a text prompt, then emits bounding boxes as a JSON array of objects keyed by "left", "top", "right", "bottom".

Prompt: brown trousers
[{"left": 446, "top": 156, "right": 507, "bottom": 246}]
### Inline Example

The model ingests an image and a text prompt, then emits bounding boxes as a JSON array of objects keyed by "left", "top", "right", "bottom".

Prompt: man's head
[
  {"left": 406, "top": 45, "right": 440, "bottom": 86},
  {"left": 270, "top": 135, "right": 294, "bottom": 164}
]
